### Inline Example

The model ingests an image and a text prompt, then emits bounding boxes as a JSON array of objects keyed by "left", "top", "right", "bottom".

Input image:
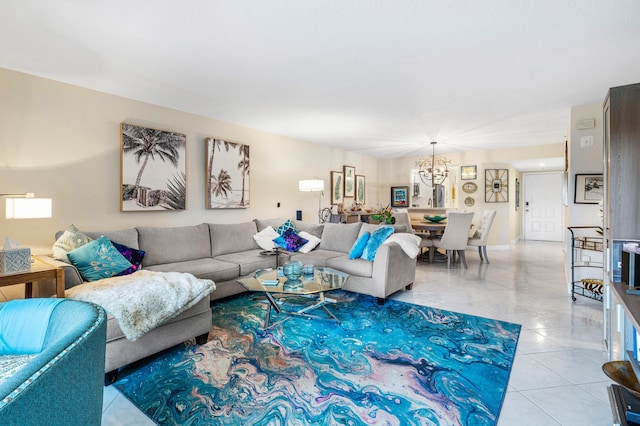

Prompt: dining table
[{"left": 410, "top": 219, "right": 448, "bottom": 263}]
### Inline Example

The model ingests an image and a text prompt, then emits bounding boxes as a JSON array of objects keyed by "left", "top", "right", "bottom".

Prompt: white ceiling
[{"left": 2, "top": 0, "right": 639, "bottom": 166}]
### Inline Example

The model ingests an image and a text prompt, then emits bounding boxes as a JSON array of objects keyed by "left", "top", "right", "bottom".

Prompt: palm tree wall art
[
  {"left": 205, "top": 138, "right": 250, "bottom": 209},
  {"left": 121, "top": 123, "right": 186, "bottom": 211}
]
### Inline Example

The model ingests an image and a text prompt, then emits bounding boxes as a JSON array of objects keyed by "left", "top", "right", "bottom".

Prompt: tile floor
[{"left": 101, "top": 240, "right": 614, "bottom": 425}]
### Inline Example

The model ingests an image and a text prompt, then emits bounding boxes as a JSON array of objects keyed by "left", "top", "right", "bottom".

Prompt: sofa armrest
[
  {"left": 370, "top": 242, "right": 417, "bottom": 298},
  {"left": 37, "top": 255, "right": 84, "bottom": 290}
]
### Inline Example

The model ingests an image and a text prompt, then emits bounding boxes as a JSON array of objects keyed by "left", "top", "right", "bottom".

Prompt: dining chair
[
  {"left": 393, "top": 208, "right": 433, "bottom": 254},
  {"left": 431, "top": 212, "right": 474, "bottom": 268},
  {"left": 467, "top": 209, "right": 497, "bottom": 263}
]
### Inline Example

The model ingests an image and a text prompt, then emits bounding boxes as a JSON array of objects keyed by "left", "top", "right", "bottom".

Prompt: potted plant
[{"left": 372, "top": 205, "right": 396, "bottom": 224}]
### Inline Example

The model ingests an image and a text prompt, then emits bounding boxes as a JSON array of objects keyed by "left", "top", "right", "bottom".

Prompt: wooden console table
[{"left": 0, "top": 256, "right": 65, "bottom": 298}]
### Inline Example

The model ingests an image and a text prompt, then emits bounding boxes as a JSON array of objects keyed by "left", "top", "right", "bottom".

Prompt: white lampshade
[
  {"left": 299, "top": 179, "right": 324, "bottom": 192},
  {"left": 6, "top": 198, "right": 52, "bottom": 219}
]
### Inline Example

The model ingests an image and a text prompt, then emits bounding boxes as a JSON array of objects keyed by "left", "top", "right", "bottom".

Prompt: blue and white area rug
[{"left": 114, "top": 291, "right": 520, "bottom": 425}]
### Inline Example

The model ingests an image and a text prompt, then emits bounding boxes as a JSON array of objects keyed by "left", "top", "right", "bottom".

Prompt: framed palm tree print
[
  {"left": 121, "top": 123, "right": 186, "bottom": 211},
  {"left": 205, "top": 138, "right": 250, "bottom": 209}
]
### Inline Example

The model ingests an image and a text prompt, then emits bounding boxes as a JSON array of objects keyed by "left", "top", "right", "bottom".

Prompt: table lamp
[{"left": 2, "top": 193, "right": 52, "bottom": 219}]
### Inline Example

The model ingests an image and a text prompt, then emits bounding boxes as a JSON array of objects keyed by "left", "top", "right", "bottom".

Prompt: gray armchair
[{"left": 0, "top": 299, "right": 106, "bottom": 426}]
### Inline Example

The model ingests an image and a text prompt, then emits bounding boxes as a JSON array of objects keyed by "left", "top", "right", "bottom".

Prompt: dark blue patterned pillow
[
  {"left": 111, "top": 241, "right": 145, "bottom": 276},
  {"left": 273, "top": 228, "right": 308, "bottom": 252}
]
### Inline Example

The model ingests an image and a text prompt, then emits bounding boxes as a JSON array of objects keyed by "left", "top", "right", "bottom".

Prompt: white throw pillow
[
  {"left": 253, "top": 226, "right": 280, "bottom": 250},
  {"left": 52, "top": 224, "right": 93, "bottom": 263},
  {"left": 297, "top": 231, "right": 321, "bottom": 254},
  {"left": 382, "top": 233, "right": 422, "bottom": 259}
]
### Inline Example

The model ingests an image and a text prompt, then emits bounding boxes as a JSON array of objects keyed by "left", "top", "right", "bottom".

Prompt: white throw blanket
[
  {"left": 66, "top": 270, "right": 216, "bottom": 341},
  {"left": 382, "top": 233, "right": 422, "bottom": 259}
]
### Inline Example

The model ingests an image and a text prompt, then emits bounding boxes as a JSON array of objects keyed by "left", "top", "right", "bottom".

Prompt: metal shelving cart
[{"left": 568, "top": 226, "right": 604, "bottom": 302}]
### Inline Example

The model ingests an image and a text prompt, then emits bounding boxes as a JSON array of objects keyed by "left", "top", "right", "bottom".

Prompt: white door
[{"left": 523, "top": 172, "right": 563, "bottom": 241}]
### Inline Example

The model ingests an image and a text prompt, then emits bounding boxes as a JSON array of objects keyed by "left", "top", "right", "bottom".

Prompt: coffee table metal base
[{"left": 262, "top": 292, "right": 338, "bottom": 329}]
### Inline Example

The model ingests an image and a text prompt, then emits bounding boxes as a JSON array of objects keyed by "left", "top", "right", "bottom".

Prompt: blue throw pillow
[
  {"left": 361, "top": 226, "right": 395, "bottom": 262},
  {"left": 273, "top": 228, "right": 309, "bottom": 252},
  {"left": 275, "top": 219, "right": 298, "bottom": 235},
  {"left": 67, "top": 236, "right": 133, "bottom": 281},
  {"left": 349, "top": 232, "right": 371, "bottom": 259}
]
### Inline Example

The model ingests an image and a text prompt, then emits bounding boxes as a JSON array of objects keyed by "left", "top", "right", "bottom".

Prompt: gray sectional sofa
[{"left": 46, "top": 218, "right": 417, "bottom": 383}]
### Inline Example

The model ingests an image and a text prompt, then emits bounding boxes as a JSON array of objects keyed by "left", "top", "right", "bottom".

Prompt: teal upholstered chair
[{"left": 0, "top": 299, "right": 106, "bottom": 426}]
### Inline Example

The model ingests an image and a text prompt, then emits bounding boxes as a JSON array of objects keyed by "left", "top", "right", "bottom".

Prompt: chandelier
[{"left": 415, "top": 141, "right": 451, "bottom": 186}]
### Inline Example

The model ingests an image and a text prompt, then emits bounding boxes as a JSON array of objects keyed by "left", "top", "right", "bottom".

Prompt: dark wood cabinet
[{"left": 604, "top": 83, "right": 640, "bottom": 242}]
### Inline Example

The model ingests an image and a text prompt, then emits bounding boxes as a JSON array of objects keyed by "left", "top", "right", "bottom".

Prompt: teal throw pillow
[
  {"left": 275, "top": 219, "right": 298, "bottom": 235},
  {"left": 273, "top": 228, "right": 309, "bottom": 252},
  {"left": 361, "top": 226, "right": 395, "bottom": 262},
  {"left": 67, "top": 236, "right": 133, "bottom": 282},
  {"left": 349, "top": 232, "right": 371, "bottom": 259}
]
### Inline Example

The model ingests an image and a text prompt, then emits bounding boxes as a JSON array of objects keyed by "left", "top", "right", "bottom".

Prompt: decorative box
[{"left": 0, "top": 248, "right": 31, "bottom": 274}]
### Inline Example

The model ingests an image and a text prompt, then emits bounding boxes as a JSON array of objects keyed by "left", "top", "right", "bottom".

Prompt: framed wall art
[
  {"left": 343, "top": 165, "right": 356, "bottom": 198},
  {"left": 485, "top": 168, "right": 509, "bottom": 203},
  {"left": 330, "top": 171, "right": 344, "bottom": 205},
  {"left": 461, "top": 165, "right": 477, "bottom": 180},
  {"left": 205, "top": 138, "right": 250, "bottom": 209},
  {"left": 355, "top": 175, "right": 365, "bottom": 204},
  {"left": 390, "top": 186, "right": 409, "bottom": 208},
  {"left": 574, "top": 173, "right": 603, "bottom": 204},
  {"left": 121, "top": 123, "right": 186, "bottom": 211}
]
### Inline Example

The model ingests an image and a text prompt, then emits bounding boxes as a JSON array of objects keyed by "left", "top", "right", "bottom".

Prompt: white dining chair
[
  {"left": 467, "top": 210, "right": 497, "bottom": 264},
  {"left": 393, "top": 208, "right": 433, "bottom": 255},
  {"left": 431, "top": 212, "right": 475, "bottom": 268}
]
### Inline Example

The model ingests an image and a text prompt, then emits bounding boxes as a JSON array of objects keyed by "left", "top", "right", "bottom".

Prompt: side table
[{"left": 0, "top": 256, "right": 65, "bottom": 298}]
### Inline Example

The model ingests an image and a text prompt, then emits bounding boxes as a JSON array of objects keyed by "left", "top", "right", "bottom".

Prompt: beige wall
[
  {"left": 379, "top": 144, "right": 563, "bottom": 246},
  {"left": 1, "top": 66, "right": 569, "bottom": 280},
  {"left": 0, "top": 68, "right": 381, "bottom": 256}
]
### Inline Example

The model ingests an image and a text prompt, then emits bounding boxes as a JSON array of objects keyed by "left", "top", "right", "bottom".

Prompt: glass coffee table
[{"left": 237, "top": 267, "right": 349, "bottom": 329}]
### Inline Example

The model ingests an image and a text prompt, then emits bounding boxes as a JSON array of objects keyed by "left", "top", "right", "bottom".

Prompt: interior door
[{"left": 523, "top": 172, "right": 563, "bottom": 241}]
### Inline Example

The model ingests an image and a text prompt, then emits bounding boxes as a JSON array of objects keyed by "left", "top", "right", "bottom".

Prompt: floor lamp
[{"left": 298, "top": 180, "right": 324, "bottom": 223}]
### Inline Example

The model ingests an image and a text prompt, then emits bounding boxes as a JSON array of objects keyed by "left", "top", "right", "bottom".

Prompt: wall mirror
[{"left": 409, "top": 167, "right": 458, "bottom": 208}]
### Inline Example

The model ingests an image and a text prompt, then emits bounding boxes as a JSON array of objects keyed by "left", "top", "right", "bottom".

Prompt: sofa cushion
[
  {"left": 67, "top": 236, "right": 133, "bottom": 281},
  {"left": 85, "top": 229, "right": 140, "bottom": 249},
  {"left": 358, "top": 222, "right": 407, "bottom": 236},
  {"left": 144, "top": 258, "right": 239, "bottom": 282},
  {"left": 254, "top": 217, "right": 287, "bottom": 231},
  {"left": 297, "top": 231, "right": 321, "bottom": 253},
  {"left": 138, "top": 224, "right": 211, "bottom": 267},
  {"left": 290, "top": 249, "right": 344, "bottom": 267},
  {"left": 254, "top": 218, "right": 323, "bottom": 239},
  {"left": 318, "top": 222, "right": 362, "bottom": 253},
  {"left": 327, "top": 255, "right": 374, "bottom": 278},
  {"left": 216, "top": 249, "right": 289, "bottom": 276},
  {"left": 349, "top": 232, "right": 370, "bottom": 259},
  {"left": 253, "top": 226, "right": 280, "bottom": 250},
  {"left": 209, "top": 221, "right": 260, "bottom": 257},
  {"left": 273, "top": 228, "right": 308, "bottom": 252},
  {"left": 112, "top": 242, "right": 145, "bottom": 276},
  {"left": 361, "top": 226, "right": 395, "bottom": 262},
  {"left": 275, "top": 219, "right": 297, "bottom": 235},
  {"left": 293, "top": 221, "right": 324, "bottom": 239},
  {"left": 52, "top": 224, "right": 93, "bottom": 263},
  {"left": 105, "top": 296, "right": 211, "bottom": 343}
]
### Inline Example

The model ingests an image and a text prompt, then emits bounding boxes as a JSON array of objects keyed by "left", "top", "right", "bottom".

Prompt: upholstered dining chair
[
  {"left": 430, "top": 212, "right": 475, "bottom": 268},
  {"left": 467, "top": 209, "right": 497, "bottom": 264},
  {"left": 393, "top": 208, "right": 433, "bottom": 254}
]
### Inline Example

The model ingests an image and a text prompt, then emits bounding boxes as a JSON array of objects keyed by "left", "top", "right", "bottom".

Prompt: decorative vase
[{"left": 283, "top": 260, "right": 303, "bottom": 282}]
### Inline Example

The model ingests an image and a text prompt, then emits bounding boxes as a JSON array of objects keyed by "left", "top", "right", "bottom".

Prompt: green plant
[{"left": 372, "top": 205, "right": 396, "bottom": 224}]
